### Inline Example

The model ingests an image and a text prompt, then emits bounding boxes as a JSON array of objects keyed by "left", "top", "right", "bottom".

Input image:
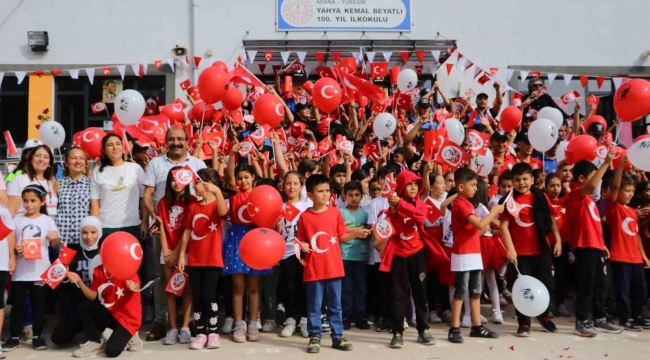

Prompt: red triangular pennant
[
  {"left": 579, "top": 75, "right": 589, "bottom": 88},
  {"left": 154, "top": 60, "right": 162, "bottom": 69},
  {"left": 51, "top": 70, "right": 62, "bottom": 76},
  {"left": 258, "top": 64, "right": 266, "bottom": 74},
  {"left": 596, "top": 76, "right": 605, "bottom": 89},
  {"left": 331, "top": 51, "right": 341, "bottom": 63},
  {"left": 400, "top": 51, "right": 409, "bottom": 64},
  {"left": 264, "top": 51, "right": 273, "bottom": 62},
  {"left": 193, "top": 56, "right": 202, "bottom": 68},
  {"left": 446, "top": 63, "right": 454, "bottom": 76},
  {"left": 415, "top": 50, "right": 424, "bottom": 63},
  {"left": 315, "top": 51, "right": 325, "bottom": 64}
]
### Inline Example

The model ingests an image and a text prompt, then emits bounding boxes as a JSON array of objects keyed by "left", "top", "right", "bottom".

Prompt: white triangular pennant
[
  {"left": 612, "top": 77, "right": 624, "bottom": 90},
  {"left": 352, "top": 52, "right": 360, "bottom": 65},
  {"left": 305, "top": 66, "right": 311, "bottom": 78},
  {"left": 519, "top": 70, "right": 529, "bottom": 83},
  {"left": 14, "top": 71, "right": 26, "bottom": 84},
  {"left": 504, "top": 84, "right": 514, "bottom": 93},
  {"left": 280, "top": 51, "right": 291, "bottom": 65},
  {"left": 247, "top": 50, "right": 258, "bottom": 64},
  {"left": 85, "top": 68, "right": 95, "bottom": 85},
  {"left": 506, "top": 69, "right": 515, "bottom": 81},
  {"left": 431, "top": 50, "right": 441, "bottom": 63},
  {"left": 131, "top": 64, "right": 140, "bottom": 76},
  {"left": 473, "top": 66, "right": 482, "bottom": 79},
  {"left": 460, "top": 57, "right": 469, "bottom": 74},
  {"left": 69, "top": 69, "right": 79, "bottom": 79},
  {"left": 0, "top": 72, "right": 3, "bottom": 88},
  {"left": 240, "top": 47, "right": 248, "bottom": 66},
  {"left": 547, "top": 73, "right": 557, "bottom": 86},
  {"left": 117, "top": 65, "right": 126, "bottom": 80},
  {"left": 296, "top": 51, "right": 307, "bottom": 63},
  {"left": 563, "top": 74, "right": 573, "bottom": 87},
  {"left": 166, "top": 58, "right": 175, "bottom": 73},
  {"left": 382, "top": 52, "right": 392, "bottom": 62},
  {"left": 142, "top": 63, "right": 148, "bottom": 75},
  {"left": 366, "top": 51, "right": 376, "bottom": 63}
]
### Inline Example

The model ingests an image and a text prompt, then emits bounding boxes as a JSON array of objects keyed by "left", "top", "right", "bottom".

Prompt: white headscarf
[{"left": 79, "top": 216, "right": 102, "bottom": 251}]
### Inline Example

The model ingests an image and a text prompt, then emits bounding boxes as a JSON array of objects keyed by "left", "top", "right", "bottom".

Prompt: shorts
[
  {"left": 160, "top": 252, "right": 188, "bottom": 265},
  {"left": 453, "top": 270, "right": 482, "bottom": 300}
]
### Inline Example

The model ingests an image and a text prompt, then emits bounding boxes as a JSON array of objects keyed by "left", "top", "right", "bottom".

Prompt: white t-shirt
[
  {"left": 13, "top": 214, "right": 58, "bottom": 281},
  {"left": 0, "top": 208, "right": 15, "bottom": 271},
  {"left": 144, "top": 153, "right": 206, "bottom": 208},
  {"left": 300, "top": 186, "right": 314, "bottom": 207},
  {"left": 6, "top": 174, "right": 58, "bottom": 217},
  {"left": 91, "top": 162, "right": 145, "bottom": 228},
  {"left": 279, "top": 200, "right": 311, "bottom": 260},
  {"left": 475, "top": 203, "right": 492, "bottom": 236},
  {"left": 366, "top": 196, "right": 389, "bottom": 264},
  {"left": 424, "top": 195, "right": 453, "bottom": 248}
]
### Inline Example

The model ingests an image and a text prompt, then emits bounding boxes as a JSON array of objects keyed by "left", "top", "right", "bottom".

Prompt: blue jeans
[
  {"left": 342, "top": 261, "right": 367, "bottom": 319},
  {"left": 306, "top": 278, "right": 343, "bottom": 339}
]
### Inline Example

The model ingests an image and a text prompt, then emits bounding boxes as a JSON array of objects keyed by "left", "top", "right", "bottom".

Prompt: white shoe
[
  {"left": 262, "top": 320, "right": 276, "bottom": 332},
  {"left": 127, "top": 333, "right": 143, "bottom": 352},
  {"left": 299, "top": 317, "right": 309, "bottom": 338},
  {"left": 101, "top": 328, "right": 113, "bottom": 343},
  {"left": 73, "top": 341, "right": 104, "bottom": 357},
  {"left": 256, "top": 314, "right": 262, "bottom": 330},
  {"left": 428, "top": 311, "right": 442, "bottom": 323},
  {"left": 403, "top": 319, "right": 409, "bottom": 329},
  {"left": 480, "top": 314, "right": 488, "bottom": 324},
  {"left": 222, "top": 317, "right": 234, "bottom": 334},
  {"left": 280, "top": 319, "right": 296, "bottom": 338},
  {"left": 461, "top": 316, "right": 472, "bottom": 328},
  {"left": 492, "top": 310, "right": 504, "bottom": 324}
]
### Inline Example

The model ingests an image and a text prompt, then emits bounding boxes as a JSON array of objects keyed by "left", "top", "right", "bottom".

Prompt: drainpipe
[{"left": 190, "top": 0, "right": 199, "bottom": 84}]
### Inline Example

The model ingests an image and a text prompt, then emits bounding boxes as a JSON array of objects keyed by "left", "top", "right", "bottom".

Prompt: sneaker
[
  {"left": 499, "top": 294, "right": 508, "bottom": 306},
  {"left": 441, "top": 310, "right": 452, "bottom": 323},
  {"left": 343, "top": 317, "right": 352, "bottom": 330},
  {"left": 307, "top": 336, "right": 321, "bottom": 354},
  {"left": 428, "top": 311, "right": 442, "bottom": 323},
  {"left": 321, "top": 314, "right": 331, "bottom": 332},
  {"left": 417, "top": 331, "right": 436, "bottom": 345},
  {"left": 20, "top": 325, "right": 33, "bottom": 343},
  {"left": 299, "top": 317, "right": 309, "bottom": 338},
  {"left": 179, "top": 328, "right": 192, "bottom": 344},
  {"left": 233, "top": 322, "right": 247, "bottom": 343},
  {"left": 470, "top": 325, "right": 499, "bottom": 338},
  {"left": 367, "top": 315, "right": 375, "bottom": 326},
  {"left": 390, "top": 333, "right": 404, "bottom": 349},
  {"left": 461, "top": 316, "right": 472, "bottom": 328},
  {"left": 403, "top": 319, "right": 409, "bottom": 329},
  {"left": 256, "top": 315, "right": 262, "bottom": 330},
  {"left": 621, "top": 319, "right": 643, "bottom": 332},
  {"left": 556, "top": 303, "right": 572, "bottom": 317},
  {"left": 207, "top": 333, "right": 221, "bottom": 349},
  {"left": 281, "top": 319, "right": 296, "bottom": 338},
  {"left": 376, "top": 319, "right": 391, "bottom": 332},
  {"left": 246, "top": 323, "right": 260, "bottom": 341},
  {"left": 574, "top": 320, "right": 598, "bottom": 338},
  {"left": 356, "top": 317, "right": 370, "bottom": 330},
  {"left": 146, "top": 321, "right": 165, "bottom": 342},
  {"left": 190, "top": 334, "right": 207, "bottom": 350},
  {"left": 2, "top": 339, "right": 18, "bottom": 352},
  {"left": 448, "top": 327, "right": 463, "bottom": 344},
  {"left": 127, "top": 333, "right": 143, "bottom": 352},
  {"left": 221, "top": 317, "right": 234, "bottom": 334},
  {"left": 101, "top": 328, "right": 112, "bottom": 343},
  {"left": 163, "top": 329, "right": 179, "bottom": 345},
  {"left": 633, "top": 317, "right": 650, "bottom": 330},
  {"left": 492, "top": 310, "right": 504, "bottom": 324},
  {"left": 594, "top": 319, "right": 623, "bottom": 334},
  {"left": 537, "top": 318, "right": 557, "bottom": 333},
  {"left": 332, "top": 337, "right": 353, "bottom": 351},
  {"left": 277, "top": 303, "right": 286, "bottom": 314},
  {"left": 516, "top": 325, "right": 531, "bottom": 337},
  {"left": 262, "top": 320, "right": 276, "bottom": 332},
  {"left": 72, "top": 341, "right": 103, "bottom": 357},
  {"left": 480, "top": 314, "right": 488, "bottom": 324},
  {"left": 32, "top": 337, "right": 48, "bottom": 351}
]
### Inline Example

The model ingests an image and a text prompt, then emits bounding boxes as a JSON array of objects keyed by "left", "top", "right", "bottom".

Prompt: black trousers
[
  {"left": 260, "top": 266, "right": 280, "bottom": 322},
  {"left": 513, "top": 254, "right": 554, "bottom": 326},
  {"left": 278, "top": 256, "right": 306, "bottom": 321},
  {"left": 10, "top": 281, "right": 46, "bottom": 338},
  {"left": 612, "top": 262, "right": 648, "bottom": 320},
  {"left": 51, "top": 294, "right": 83, "bottom": 346},
  {"left": 389, "top": 249, "right": 429, "bottom": 334},
  {"left": 187, "top": 266, "right": 221, "bottom": 334},
  {"left": 78, "top": 301, "right": 131, "bottom": 358},
  {"left": 574, "top": 248, "right": 608, "bottom": 321},
  {"left": 552, "top": 243, "right": 570, "bottom": 306}
]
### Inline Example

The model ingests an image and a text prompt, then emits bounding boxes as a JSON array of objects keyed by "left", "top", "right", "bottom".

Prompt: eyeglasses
[
  {"left": 167, "top": 137, "right": 187, "bottom": 142},
  {"left": 530, "top": 84, "right": 543, "bottom": 88}
]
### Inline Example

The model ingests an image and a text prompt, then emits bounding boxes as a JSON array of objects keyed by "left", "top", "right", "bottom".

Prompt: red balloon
[
  {"left": 198, "top": 67, "right": 229, "bottom": 104},
  {"left": 79, "top": 128, "right": 106, "bottom": 159},
  {"left": 584, "top": 115, "right": 607, "bottom": 132},
  {"left": 160, "top": 103, "right": 186, "bottom": 124},
  {"left": 312, "top": 78, "right": 342, "bottom": 113},
  {"left": 612, "top": 146, "right": 631, "bottom": 170},
  {"left": 222, "top": 86, "right": 244, "bottom": 111},
  {"left": 302, "top": 80, "right": 314, "bottom": 95},
  {"left": 72, "top": 131, "right": 83, "bottom": 148},
  {"left": 100, "top": 231, "right": 143, "bottom": 280},
  {"left": 190, "top": 102, "right": 215, "bottom": 122},
  {"left": 614, "top": 79, "right": 650, "bottom": 122},
  {"left": 247, "top": 185, "right": 283, "bottom": 228},
  {"left": 253, "top": 93, "right": 284, "bottom": 128},
  {"left": 211, "top": 61, "right": 228, "bottom": 73},
  {"left": 565, "top": 134, "right": 598, "bottom": 165},
  {"left": 239, "top": 228, "right": 285, "bottom": 270},
  {"left": 499, "top": 106, "right": 522, "bottom": 132}
]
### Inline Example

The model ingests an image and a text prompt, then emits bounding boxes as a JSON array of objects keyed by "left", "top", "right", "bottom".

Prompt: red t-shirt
[
  {"left": 502, "top": 192, "right": 552, "bottom": 255},
  {"left": 565, "top": 187, "right": 604, "bottom": 250},
  {"left": 183, "top": 201, "right": 224, "bottom": 267},
  {"left": 549, "top": 197, "right": 571, "bottom": 244},
  {"left": 296, "top": 207, "right": 347, "bottom": 281},
  {"left": 158, "top": 197, "right": 196, "bottom": 251},
  {"left": 606, "top": 201, "right": 643, "bottom": 264},
  {"left": 451, "top": 197, "right": 481, "bottom": 256},
  {"left": 90, "top": 266, "right": 141, "bottom": 335},
  {"left": 495, "top": 153, "right": 516, "bottom": 175},
  {"left": 516, "top": 155, "right": 543, "bottom": 170},
  {"left": 230, "top": 191, "right": 254, "bottom": 225}
]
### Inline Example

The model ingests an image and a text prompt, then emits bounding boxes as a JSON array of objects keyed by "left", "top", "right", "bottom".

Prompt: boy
[
  {"left": 448, "top": 168, "right": 503, "bottom": 344},
  {"left": 606, "top": 156, "right": 650, "bottom": 331},
  {"left": 565, "top": 150, "right": 623, "bottom": 337},
  {"left": 500, "top": 163, "right": 562, "bottom": 337},
  {"left": 339, "top": 181, "right": 370, "bottom": 330},
  {"left": 297, "top": 174, "right": 370, "bottom": 353},
  {"left": 515, "top": 131, "right": 543, "bottom": 170},
  {"left": 330, "top": 164, "right": 348, "bottom": 188}
]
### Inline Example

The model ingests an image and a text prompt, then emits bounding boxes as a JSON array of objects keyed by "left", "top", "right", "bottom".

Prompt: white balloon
[
  {"left": 374, "top": 113, "right": 397, "bottom": 138},
  {"left": 556, "top": 141, "right": 569, "bottom": 162},
  {"left": 114, "top": 89, "right": 146, "bottom": 126},
  {"left": 512, "top": 275, "right": 550, "bottom": 317},
  {"left": 528, "top": 118, "right": 559, "bottom": 152},
  {"left": 472, "top": 148, "right": 494, "bottom": 176},
  {"left": 628, "top": 137, "right": 650, "bottom": 171},
  {"left": 38, "top": 121, "right": 66, "bottom": 148},
  {"left": 397, "top": 69, "right": 418, "bottom": 92},
  {"left": 537, "top": 107, "right": 563, "bottom": 129},
  {"left": 444, "top": 119, "right": 465, "bottom": 145}
]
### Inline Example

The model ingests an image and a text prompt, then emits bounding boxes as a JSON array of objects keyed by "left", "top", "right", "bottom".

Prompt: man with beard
[
  {"left": 467, "top": 83, "right": 503, "bottom": 132},
  {"left": 142, "top": 127, "right": 206, "bottom": 342},
  {"left": 520, "top": 78, "right": 570, "bottom": 119},
  {"left": 489, "top": 130, "right": 516, "bottom": 178},
  {"left": 515, "top": 131, "right": 543, "bottom": 171}
]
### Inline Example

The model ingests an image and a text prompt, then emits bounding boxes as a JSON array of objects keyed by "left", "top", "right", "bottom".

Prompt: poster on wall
[
  {"left": 277, "top": 0, "right": 411, "bottom": 31},
  {"left": 103, "top": 79, "right": 123, "bottom": 103}
]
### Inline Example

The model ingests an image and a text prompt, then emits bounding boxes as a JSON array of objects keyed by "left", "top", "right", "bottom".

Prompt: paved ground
[{"left": 4, "top": 306, "right": 648, "bottom": 360}]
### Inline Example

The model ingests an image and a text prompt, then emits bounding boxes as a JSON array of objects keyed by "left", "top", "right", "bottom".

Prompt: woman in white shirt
[
  {"left": 7, "top": 145, "right": 58, "bottom": 217},
  {"left": 90, "top": 134, "right": 145, "bottom": 241}
]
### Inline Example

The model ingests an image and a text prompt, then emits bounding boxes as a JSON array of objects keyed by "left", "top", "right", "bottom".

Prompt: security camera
[{"left": 172, "top": 45, "right": 188, "bottom": 57}]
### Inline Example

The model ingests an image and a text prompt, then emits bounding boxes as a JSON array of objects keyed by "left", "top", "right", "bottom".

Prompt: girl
[
  {"left": 52, "top": 216, "right": 101, "bottom": 351},
  {"left": 4, "top": 185, "right": 59, "bottom": 351},
  {"left": 277, "top": 171, "right": 310, "bottom": 338},
  {"left": 545, "top": 174, "right": 572, "bottom": 317},
  {"left": 0, "top": 207, "right": 16, "bottom": 356},
  {"left": 225, "top": 149, "right": 272, "bottom": 343},
  {"left": 158, "top": 166, "right": 196, "bottom": 345},
  {"left": 178, "top": 168, "right": 227, "bottom": 350}
]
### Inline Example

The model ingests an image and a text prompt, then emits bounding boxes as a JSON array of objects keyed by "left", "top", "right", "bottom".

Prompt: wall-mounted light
[{"left": 28, "top": 31, "right": 49, "bottom": 53}]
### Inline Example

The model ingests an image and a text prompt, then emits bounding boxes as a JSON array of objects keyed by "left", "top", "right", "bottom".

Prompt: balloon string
[
  {"left": 199, "top": 104, "right": 207, "bottom": 134},
  {"left": 614, "top": 122, "right": 622, "bottom": 144},
  {"left": 135, "top": 277, "right": 160, "bottom": 293},
  {"left": 514, "top": 265, "right": 522, "bottom": 277}
]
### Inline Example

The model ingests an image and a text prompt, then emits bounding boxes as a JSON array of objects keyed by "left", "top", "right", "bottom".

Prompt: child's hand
[
  {"left": 389, "top": 195, "right": 400, "bottom": 208},
  {"left": 357, "top": 229, "right": 371, "bottom": 238},
  {"left": 15, "top": 244, "right": 23, "bottom": 253},
  {"left": 301, "top": 242, "right": 311, "bottom": 253},
  {"left": 46, "top": 230, "right": 58, "bottom": 242},
  {"left": 553, "top": 241, "right": 562, "bottom": 257},
  {"left": 178, "top": 256, "right": 185, "bottom": 272},
  {"left": 493, "top": 203, "right": 505, "bottom": 214},
  {"left": 604, "top": 247, "right": 610, "bottom": 260},
  {"left": 507, "top": 249, "right": 518, "bottom": 266},
  {"left": 619, "top": 155, "right": 628, "bottom": 168},
  {"left": 9, "top": 257, "right": 16, "bottom": 273},
  {"left": 605, "top": 148, "right": 616, "bottom": 164},
  {"left": 67, "top": 272, "right": 81, "bottom": 284},
  {"left": 125, "top": 280, "right": 139, "bottom": 292},
  {"left": 644, "top": 257, "right": 650, "bottom": 269}
]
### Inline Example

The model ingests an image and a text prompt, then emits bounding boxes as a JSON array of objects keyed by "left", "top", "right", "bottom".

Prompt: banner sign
[{"left": 277, "top": 0, "right": 411, "bottom": 32}]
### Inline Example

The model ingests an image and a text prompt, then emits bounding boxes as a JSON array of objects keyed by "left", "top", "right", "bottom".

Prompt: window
[{"left": 0, "top": 76, "right": 29, "bottom": 158}]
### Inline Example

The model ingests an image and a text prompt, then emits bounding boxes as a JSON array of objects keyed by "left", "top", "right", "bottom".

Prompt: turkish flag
[
  {"left": 381, "top": 173, "right": 397, "bottom": 198},
  {"left": 314, "top": 66, "right": 336, "bottom": 79},
  {"left": 338, "top": 57, "right": 357, "bottom": 73},
  {"left": 510, "top": 93, "right": 523, "bottom": 107},
  {"left": 395, "top": 93, "right": 412, "bottom": 110},
  {"left": 282, "top": 202, "right": 300, "bottom": 222},
  {"left": 172, "top": 165, "right": 199, "bottom": 186},
  {"left": 587, "top": 94, "right": 601, "bottom": 108},
  {"left": 318, "top": 137, "right": 334, "bottom": 154},
  {"left": 229, "top": 63, "right": 266, "bottom": 88},
  {"left": 40, "top": 259, "right": 67, "bottom": 289},
  {"left": 560, "top": 90, "right": 580, "bottom": 105},
  {"left": 370, "top": 62, "right": 388, "bottom": 78},
  {"left": 363, "top": 141, "right": 381, "bottom": 161},
  {"left": 179, "top": 79, "right": 191, "bottom": 91},
  {"left": 165, "top": 268, "right": 189, "bottom": 296},
  {"left": 0, "top": 212, "right": 13, "bottom": 241},
  {"left": 477, "top": 71, "right": 492, "bottom": 85},
  {"left": 425, "top": 198, "right": 443, "bottom": 224},
  {"left": 101, "top": 67, "right": 111, "bottom": 76},
  {"left": 154, "top": 60, "right": 162, "bottom": 69},
  {"left": 264, "top": 51, "right": 273, "bottom": 62},
  {"left": 90, "top": 101, "right": 106, "bottom": 114},
  {"left": 335, "top": 136, "right": 354, "bottom": 155},
  {"left": 530, "top": 71, "right": 542, "bottom": 78},
  {"left": 435, "top": 139, "right": 469, "bottom": 171},
  {"left": 247, "top": 124, "right": 270, "bottom": 147},
  {"left": 290, "top": 121, "right": 306, "bottom": 137},
  {"left": 23, "top": 238, "right": 42, "bottom": 260},
  {"left": 467, "top": 129, "right": 490, "bottom": 156},
  {"left": 338, "top": 69, "right": 386, "bottom": 104},
  {"left": 59, "top": 244, "right": 77, "bottom": 266},
  {"left": 504, "top": 191, "right": 524, "bottom": 218},
  {"left": 422, "top": 128, "right": 445, "bottom": 162},
  {"left": 373, "top": 216, "right": 394, "bottom": 242},
  {"left": 328, "top": 194, "right": 338, "bottom": 208},
  {"left": 415, "top": 65, "right": 423, "bottom": 78}
]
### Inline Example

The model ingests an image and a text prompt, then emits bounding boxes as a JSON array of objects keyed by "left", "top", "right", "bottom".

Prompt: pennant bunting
[
  {"left": 280, "top": 51, "right": 291, "bottom": 65},
  {"left": 166, "top": 58, "right": 175, "bottom": 73},
  {"left": 506, "top": 69, "right": 514, "bottom": 81},
  {"left": 365, "top": 51, "right": 376, "bottom": 63},
  {"left": 116, "top": 65, "right": 126, "bottom": 80},
  {"left": 612, "top": 77, "right": 624, "bottom": 90},
  {"left": 296, "top": 51, "right": 307, "bottom": 63},
  {"left": 529, "top": 71, "right": 542, "bottom": 78},
  {"left": 473, "top": 66, "right": 482, "bottom": 79},
  {"left": 579, "top": 75, "right": 589, "bottom": 88},
  {"left": 258, "top": 64, "right": 266, "bottom": 74},
  {"left": 131, "top": 64, "right": 142, "bottom": 78},
  {"left": 84, "top": 68, "right": 95, "bottom": 85},
  {"left": 431, "top": 50, "right": 441, "bottom": 63},
  {"left": 15, "top": 71, "right": 26, "bottom": 84},
  {"left": 51, "top": 70, "right": 62, "bottom": 76},
  {"left": 193, "top": 56, "right": 202, "bottom": 68},
  {"left": 596, "top": 76, "right": 605, "bottom": 89},
  {"left": 315, "top": 51, "right": 325, "bottom": 64},
  {"left": 0, "top": 72, "right": 3, "bottom": 89},
  {"left": 489, "top": 68, "right": 499, "bottom": 77},
  {"left": 382, "top": 51, "right": 393, "bottom": 62},
  {"left": 445, "top": 63, "right": 454, "bottom": 76},
  {"left": 247, "top": 50, "right": 258, "bottom": 64},
  {"left": 264, "top": 51, "right": 273, "bottom": 62},
  {"left": 400, "top": 51, "right": 409, "bottom": 64},
  {"left": 562, "top": 74, "right": 573, "bottom": 87},
  {"left": 101, "top": 67, "right": 111, "bottom": 76},
  {"left": 547, "top": 73, "right": 557, "bottom": 86},
  {"left": 69, "top": 69, "right": 79, "bottom": 79},
  {"left": 415, "top": 50, "right": 424, "bottom": 63},
  {"left": 142, "top": 63, "right": 148, "bottom": 75},
  {"left": 154, "top": 60, "right": 162, "bottom": 69},
  {"left": 331, "top": 51, "right": 341, "bottom": 63},
  {"left": 519, "top": 70, "right": 529, "bottom": 83}
]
